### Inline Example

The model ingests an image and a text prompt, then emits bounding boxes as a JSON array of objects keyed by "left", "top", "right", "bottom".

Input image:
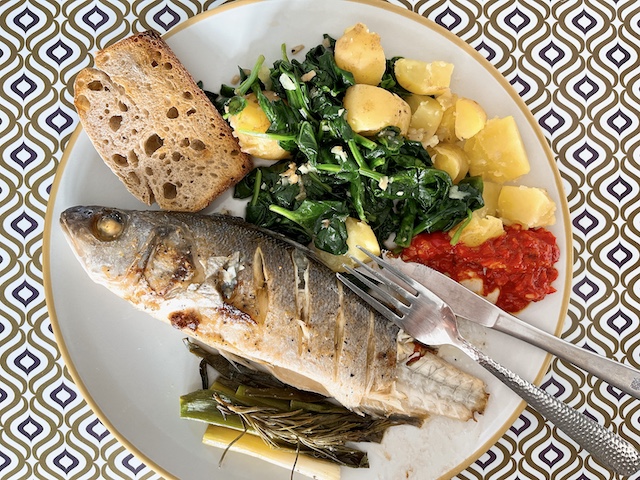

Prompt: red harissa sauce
[{"left": 401, "top": 225, "right": 560, "bottom": 313}]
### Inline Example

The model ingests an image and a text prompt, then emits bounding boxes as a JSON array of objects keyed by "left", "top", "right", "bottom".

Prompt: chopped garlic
[
  {"left": 301, "top": 70, "right": 316, "bottom": 82},
  {"left": 330, "top": 145, "right": 348, "bottom": 162},
  {"left": 279, "top": 73, "right": 296, "bottom": 91},
  {"left": 448, "top": 185, "right": 469, "bottom": 200}
]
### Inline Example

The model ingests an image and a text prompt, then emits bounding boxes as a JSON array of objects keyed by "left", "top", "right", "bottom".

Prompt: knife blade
[{"left": 385, "top": 254, "right": 640, "bottom": 400}]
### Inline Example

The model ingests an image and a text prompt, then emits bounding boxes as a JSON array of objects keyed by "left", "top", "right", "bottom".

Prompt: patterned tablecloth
[{"left": 2, "top": 0, "right": 639, "bottom": 478}]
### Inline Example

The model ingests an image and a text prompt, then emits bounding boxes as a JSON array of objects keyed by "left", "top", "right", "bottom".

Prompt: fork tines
[{"left": 337, "top": 248, "right": 419, "bottom": 324}]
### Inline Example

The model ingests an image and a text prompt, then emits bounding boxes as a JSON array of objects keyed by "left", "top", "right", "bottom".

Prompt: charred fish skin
[{"left": 60, "top": 206, "right": 487, "bottom": 420}]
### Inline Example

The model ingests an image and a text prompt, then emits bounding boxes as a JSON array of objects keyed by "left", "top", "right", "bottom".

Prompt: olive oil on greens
[{"left": 206, "top": 34, "right": 484, "bottom": 254}]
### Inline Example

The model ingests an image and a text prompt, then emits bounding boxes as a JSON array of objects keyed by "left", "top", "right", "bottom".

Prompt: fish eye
[{"left": 92, "top": 210, "right": 126, "bottom": 241}]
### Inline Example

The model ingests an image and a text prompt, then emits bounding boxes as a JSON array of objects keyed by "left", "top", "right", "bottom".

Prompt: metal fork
[{"left": 337, "top": 248, "right": 640, "bottom": 477}]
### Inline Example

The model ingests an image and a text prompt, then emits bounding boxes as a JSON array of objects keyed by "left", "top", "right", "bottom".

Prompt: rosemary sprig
[{"left": 180, "top": 339, "right": 421, "bottom": 469}]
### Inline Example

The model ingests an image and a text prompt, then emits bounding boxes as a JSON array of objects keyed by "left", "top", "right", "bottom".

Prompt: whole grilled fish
[{"left": 60, "top": 206, "right": 487, "bottom": 420}]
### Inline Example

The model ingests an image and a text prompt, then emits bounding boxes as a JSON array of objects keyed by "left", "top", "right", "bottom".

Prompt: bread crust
[{"left": 73, "top": 30, "right": 252, "bottom": 212}]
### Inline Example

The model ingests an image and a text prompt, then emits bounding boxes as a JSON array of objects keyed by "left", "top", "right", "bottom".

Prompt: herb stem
[
  {"left": 354, "top": 133, "right": 377, "bottom": 150},
  {"left": 235, "top": 54, "right": 266, "bottom": 96},
  {"left": 236, "top": 129, "right": 296, "bottom": 142},
  {"left": 250, "top": 168, "right": 262, "bottom": 207},
  {"left": 269, "top": 204, "right": 297, "bottom": 222},
  {"left": 347, "top": 139, "right": 367, "bottom": 170},
  {"left": 358, "top": 168, "right": 384, "bottom": 182}
]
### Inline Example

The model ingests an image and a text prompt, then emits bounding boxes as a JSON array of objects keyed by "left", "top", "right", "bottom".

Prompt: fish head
[{"left": 60, "top": 206, "right": 200, "bottom": 296}]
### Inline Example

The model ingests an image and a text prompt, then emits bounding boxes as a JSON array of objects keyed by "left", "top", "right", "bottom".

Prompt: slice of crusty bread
[{"left": 74, "top": 30, "right": 251, "bottom": 212}]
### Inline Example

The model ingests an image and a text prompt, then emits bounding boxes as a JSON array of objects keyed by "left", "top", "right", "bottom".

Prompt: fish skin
[{"left": 60, "top": 206, "right": 487, "bottom": 419}]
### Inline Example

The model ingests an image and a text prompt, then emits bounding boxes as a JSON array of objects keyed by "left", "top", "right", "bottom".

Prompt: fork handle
[{"left": 458, "top": 338, "right": 640, "bottom": 476}]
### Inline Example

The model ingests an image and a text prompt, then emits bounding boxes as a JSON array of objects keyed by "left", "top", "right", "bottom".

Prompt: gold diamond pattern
[{"left": 1, "top": 1, "right": 639, "bottom": 479}]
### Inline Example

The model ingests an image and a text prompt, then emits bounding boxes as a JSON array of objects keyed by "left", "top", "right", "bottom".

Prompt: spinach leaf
[
  {"left": 225, "top": 35, "right": 484, "bottom": 255},
  {"left": 270, "top": 200, "right": 350, "bottom": 254},
  {"left": 379, "top": 56, "right": 413, "bottom": 97}
]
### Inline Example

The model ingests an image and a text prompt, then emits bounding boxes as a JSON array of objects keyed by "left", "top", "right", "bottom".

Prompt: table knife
[{"left": 388, "top": 256, "right": 640, "bottom": 400}]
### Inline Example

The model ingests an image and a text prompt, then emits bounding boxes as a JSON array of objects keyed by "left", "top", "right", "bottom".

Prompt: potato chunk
[
  {"left": 404, "top": 94, "right": 432, "bottom": 113},
  {"left": 450, "top": 213, "right": 504, "bottom": 247},
  {"left": 312, "top": 218, "right": 381, "bottom": 272},
  {"left": 334, "top": 23, "right": 386, "bottom": 86},
  {"left": 455, "top": 97, "right": 487, "bottom": 140},
  {"left": 343, "top": 84, "right": 411, "bottom": 136},
  {"left": 228, "top": 92, "right": 290, "bottom": 160},
  {"left": 479, "top": 181, "right": 502, "bottom": 216},
  {"left": 394, "top": 59, "right": 454, "bottom": 95},
  {"left": 407, "top": 96, "right": 444, "bottom": 147},
  {"left": 430, "top": 143, "right": 469, "bottom": 183},
  {"left": 434, "top": 91, "right": 458, "bottom": 144},
  {"left": 497, "top": 185, "right": 556, "bottom": 228},
  {"left": 463, "top": 116, "right": 530, "bottom": 183}
]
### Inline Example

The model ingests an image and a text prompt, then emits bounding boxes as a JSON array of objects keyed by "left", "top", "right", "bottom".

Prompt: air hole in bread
[
  {"left": 166, "top": 107, "right": 179, "bottom": 119},
  {"left": 128, "top": 172, "right": 141, "bottom": 185},
  {"left": 109, "top": 115, "right": 123, "bottom": 132},
  {"left": 164, "top": 62, "right": 173, "bottom": 70},
  {"left": 128, "top": 150, "right": 139, "bottom": 167},
  {"left": 112, "top": 154, "right": 127, "bottom": 166},
  {"left": 231, "top": 149, "right": 240, "bottom": 157},
  {"left": 145, "top": 167, "right": 153, "bottom": 176},
  {"left": 180, "top": 138, "right": 190, "bottom": 147},
  {"left": 183, "top": 91, "right": 193, "bottom": 100},
  {"left": 186, "top": 108, "right": 196, "bottom": 116},
  {"left": 88, "top": 80, "right": 104, "bottom": 91},
  {"left": 144, "top": 134, "right": 163, "bottom": 155},
  {"left": 190, "top": 139, "right": 205, "bottom": 151},
  {"left": 163, "top": 182, "right": 177, "bottom": 199},
  {"left": 118, "top": 101, "right": 128, "bottom": 112},
  {"left": 150, "top": 50, "right": 162, "bottom": 67},
  {"left": 159, "top": 153, "right": 166, "bottom": 160},
  {"left": 76, "top": 95, "right": 90, "bottom": 110},
  {"left": 172, "top": 152, "right": 182, "bottom": 162}
]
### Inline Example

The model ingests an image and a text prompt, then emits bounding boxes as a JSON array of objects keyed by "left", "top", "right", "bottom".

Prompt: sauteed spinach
[{"left": 212, "top": 36, "right": 484, "bottom": 254}]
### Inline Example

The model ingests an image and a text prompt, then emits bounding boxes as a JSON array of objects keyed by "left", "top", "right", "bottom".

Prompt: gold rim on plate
[{"left": 42, "top": 1, "right": 573, "bottom": 478}]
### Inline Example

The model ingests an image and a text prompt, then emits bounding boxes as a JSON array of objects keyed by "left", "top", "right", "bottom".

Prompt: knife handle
[
  {"left": 458, "top": 338, "right": 640, "bottom": 476},
  {"left": 493, "top": 314, "right": 640, "bottom": 399}
]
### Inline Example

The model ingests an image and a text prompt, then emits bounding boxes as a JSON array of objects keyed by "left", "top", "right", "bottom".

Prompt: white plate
[{"left": 44, "top": 1, "right": 572, "bottom": 479}]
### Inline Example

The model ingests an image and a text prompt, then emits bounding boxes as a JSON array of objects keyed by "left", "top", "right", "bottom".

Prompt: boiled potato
[
  {"left": 455, "top": 97, "right": 487, "bottom": 140},
  {"left": 480, "top": 181, "right": 502, "bottom": 216},
  {"left": 343, "top": 84, "right": 411, "bottom": 136},
  {"left": 434, "top": 92, "right": 458, "bottom": 144},
  {"left": 407, "top": 97, "right": 444, "bottom": 147},
  {"left": 430, "top": 143, "right": 469, "bottom": 183},
  {"left": 450, "top": 213, "right": 504, "bottom": 247},
  {"left": 463, "top": 116, "right": 530, "bottom": 183},
  {"left": 334, "top": 23, "right": 386, "bottom": 86},
  {"left": 404, "top": 94, "right": 432, "bottom": 113},
  {"left": 394, "top": 59, "right": 454, "bottom": 95},
  {"left": 497, "top": 185, "right": 556, "bottom": 228},
  {"left": 228, "top": 92, "right": 290, "bottom": 160},
  {"left": 312, "top": 217, "right": 381, "bottom": 272}
]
